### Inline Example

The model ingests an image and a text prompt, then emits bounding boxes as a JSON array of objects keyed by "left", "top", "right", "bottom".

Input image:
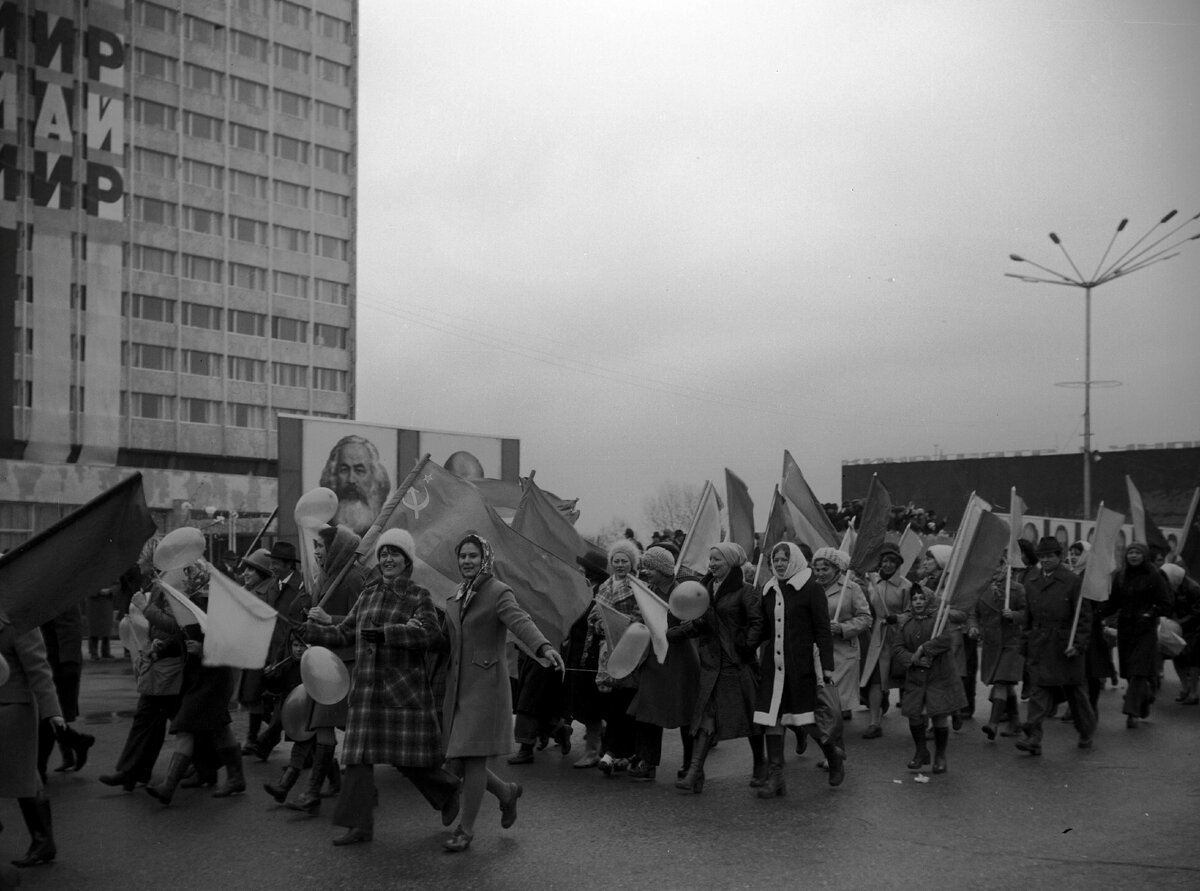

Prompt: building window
[
  {"left": 137, "top": 49, "right": 178, "bottom": 83},
  {"left": 275, "top": 89, "right": 310, "bottom": 119},
  {"left": 316, "top": 12, "right": 351, "bottom": 44},
  {"left": 313, "top": 367, "right": 347, "bottom": 392},
  {"left": 132, "top": 245, "right": 176, "bottom": 275},
  {"left": 126, "top": 342, "right": 176, "bottom": 372},
  {"left": 181, "top": 350, "right": 221, "bottom": 377},
  {"left": 182, "top": 254, "right": 223, "bottom": 283},
  {"left": 126, "top": 392, "right": 175, "bottom": 420},
  {"left": 229, "top": 170, "right": 268, "bottom": 200},
  {"left": 231, "top": 30, "right": 268, "bottom": 63},
  {"left": 69, "top": 386, "right": 85, "bottom": 412},
  {"left": 315, "top": 190, "right": 349, "bottom": 217},
  {"left": 228, "top": 309, "right": 267, "bottom": 337},
  {"left": 70, "top": 284, "right": 88, "bottom": 310},
  {"left": 274, "top": 271, "right": 307, "bottom": 299},
  {"left": 184, "top": 111, "right": 224, "bottom": 143},
  {"left": 313, "top": 323, "right": 347, "bottom": 349},
  {"left": 229, "top": 262, "right": 267, "bottom": 290},
  {"left": 229, "top": 402, "right": 266, "bottom": 428},
  {"left": 273, "top": 134, "right": 309, "bottom": 164},
  {"left": 183, "top": 158, "right": 224, "bottom": 190},
  {"left": 316, "top": 57, "right": 350, "bottom": 87},
  {"left": 136, "top": 2, "right": 178, "bottom": 34},
  {"left": 230, "top": 217, "right": 268, "bottom": 245},
  {"left": 314, "top": 146, "right": 349, "bottom": 174},
  {"left": 124, "top": 293, "right": 176, "bottom": 323},
  {"left": 13, "top": 327, "right": 33, "bottom": 353},
  {"left": 272, "top": 362, "right": 308, "bottom": 388},
  {"left": 134, "top": 148, "right": 177, "bottom": 179},
  {"left": 228, "top": 122, "right": 266, "bottom": 152},
  {"left": 274, "top": 180, "right": 309, "bottom": 209},
  {"left": 184, "top": 16, "right": 225, "bottom": 50},
  {"left": 274, "top": 44, "right": 309, "bottom": 74},
  {"left": 315, "top": 279, "right": 348, "bottom": 305},
  {"left": 275, "top": 1, "right": 311, "bottom": 29},
  {"left": 14, "top": 380, "right": 33, "bottom": 408},
  {"left": 314, "top": 234, "right": 349, "bottom": 261},
  {"left": 181, "top": 302, "right": 222, "bottom": 330},
  {"left": 135, "top": 196, "right": 177, "bottom": 227},
  {"left": 71, "top": 334, "right": 86, "bottom": 362},
  {"left": 184, "top": 63, "right": 225, "bottom": 95},
  {"left": 231, "top": 76, "right": 268, "bottom": 107},
  {"left": 228, "top": 356, "right": 266, "bottom": 382},
  {"left": 134, "top": 99, "right": 176, "bottom": 130},
  {"left": 236, "top": 0, "right": 267, "bottom": 15},
  {"left": 183, "top": 206, "right": 222, "bottom": 236},
  {"left": 271, "top": 316, "right": 308, "bottom": 343},
  {"left": 315, "top": 101, "right": 350, "bottom": 130},
  {"left": 273, "top": 225, "right": 308, "bottom": 253},
  {"left": 181, "top": 398, "right": 222, "bottom": 425}
]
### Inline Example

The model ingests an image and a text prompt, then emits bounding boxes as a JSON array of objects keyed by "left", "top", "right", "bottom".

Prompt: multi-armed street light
[{"left": 1007, "top": 210, "right": 1200, "bottom": 517}]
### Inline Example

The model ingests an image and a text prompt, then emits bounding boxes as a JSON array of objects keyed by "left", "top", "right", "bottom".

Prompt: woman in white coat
[{"left": 811, "top": 548, "right": 872, "bottom": 722}]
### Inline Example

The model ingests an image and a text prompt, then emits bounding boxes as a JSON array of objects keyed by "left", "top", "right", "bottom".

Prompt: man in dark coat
[{"left": 1017, "top": 537, "right": 1097, "bottom": 754}]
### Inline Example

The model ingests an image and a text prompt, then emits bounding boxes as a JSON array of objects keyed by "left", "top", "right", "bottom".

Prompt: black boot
[
  {"left": 180, "top": 763, "right": 219, "bottom": 789},
  {"left": 675, "top": 730, "right": 712, "bottom": 794},
  {"left": 242, "top": 714, "right": 263, "bottom": 755},
  {"left": 983, "top": 701, "right": 1005, "bottom": 741},
  {"left": 263, "top": 766, "right": 301, "bottom": 804},
  {"left": 323, "top": 756, "right": 342, "bottom": 797},
  {"left": 64, "top": 726, "right": 96, "bottom": 772},
  {"left": 756, "top": 735, "right": 786, "bottom": 799},
  {"left": 287, "top": 743, "right": 333, "bottom": 814},
  {"left": 98, "top": 769, "right": 138, "bottom": 792},
  {"left": 212, "top": 747, "right": 246, "bottom": 798},
  {"left": 747, "top": 733, "right": 767, "bottom": 788},
  {"left": 12, "top": 796, "right": 55, "bottom": 867},
  {"left": 907, "top": 724, "right": 930, "bottom": 770},
  {"left": 820, "top": 741, "right": 845, "bottom": 786},
  {"left": 932, "top": 727, "right": 949, "bottom": 774},
  {"left": 146, "top": 752, "right": 191, "bottom": 805}
]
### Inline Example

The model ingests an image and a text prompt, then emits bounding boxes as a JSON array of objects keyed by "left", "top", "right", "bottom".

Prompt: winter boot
[
  {"left": 675, "top": 730, "right": 712, "bottom": 794},
  {"left": 288, "top": 743, "right": 333, "bottom": 814},
  {"left": 323, "top": 756, "right": 342, "bottom": 797},
  {"left": 212, "top": 746, "right": 246, "bottom": 798},
  {"left": 241, "top": 714, "right": 264, "bottom": 755},
  {"left": 756, "top": 735, "right": 786, "bottom": 799},
  {"left": 573, "top": 727, "right": 601, "bottom": 769},
  {"left": 1001, "top": 694, "right": 1022, "bottom": 737},
  {"left": 748, "top": 733, "right": 767, "bottom": 788},
  {"left": 146, "top": 752, "right": 192, "bottom": 806},
  {"left": 507, "top": 743, "right": 535, "bottom": 765},
  {"left": 820, "top": 741, "right": 845, "bottom": 786},
  {"left": 932, "top": 727, "right": 949, "bottom": 774},
  {"left": 11, "top": 796, "right": 55, "bottom": 867},
  {"left": 907, "top": 724, "right": 930, "bottom": 770},
  {"left": 263, "top": 766, "right": 301, "bottom": 804}
]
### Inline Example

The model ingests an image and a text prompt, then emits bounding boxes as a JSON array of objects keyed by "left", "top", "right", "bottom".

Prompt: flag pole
[
  {"left": 675, "top": 480, "right": 712, "bottom": 575},
  {"left": 833, "top": 571, "right": 850, "bottom": 622},
  {"left": 1004, "top": 566, "right": 1012, "bottom": 612},
  {"left": 316, "top": 453, "right": 432, "bottom": 610},
  {"left": 241, "top": 506, "right": 278, "bottom": 560},
  {"left": 1066, "top": 501, "right": 1103, "bottom": 651}
]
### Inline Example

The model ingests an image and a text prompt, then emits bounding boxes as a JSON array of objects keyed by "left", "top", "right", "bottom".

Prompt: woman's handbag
[{"left": 135, "top": 652, "right": 183, "bottom": 696}]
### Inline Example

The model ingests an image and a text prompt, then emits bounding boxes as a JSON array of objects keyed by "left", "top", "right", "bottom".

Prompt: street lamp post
[{"left": 1007, "top": 210, "right": 1200, "bottom": 517}]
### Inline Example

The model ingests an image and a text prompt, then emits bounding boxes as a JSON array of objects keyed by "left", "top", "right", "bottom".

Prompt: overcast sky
[{"left": 353, "top": 1, "right": 1200, "bottom": 538}]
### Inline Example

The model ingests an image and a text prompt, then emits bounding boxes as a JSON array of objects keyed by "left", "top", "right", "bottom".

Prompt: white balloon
[
  {"left": 668, "top": 580, "right": 710, "bottom": 622},
  {"left": 294, "top": 487, "right": 340, "bottom": 531},
  {"left": 153, "top": 527, "right": 206, "bottom": 571},
  {"left": 606, "top": 623, "right": 651, "bottom": 679},
  {"left": 280, "top": 684, "right": 316, "bottom": 741},
  {"left": 300, "top": 646, "right": 350, "bottom": 705}
]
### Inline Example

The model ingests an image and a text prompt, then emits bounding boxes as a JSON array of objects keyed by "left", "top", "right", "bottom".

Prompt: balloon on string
[
  {"left": 294, "top": 487, "right": 339, "bottom": 531},
  {"left": 153, "top": 527, "right": 207, "bottom": 572},
  {"left": 300, "top": 646, "right": 350, "bottom": 705},
  {"left": 280, "top": 684, "right": 316, "bottom": 741},
  {"left": 606, "top": 623, "right": 650, "bottom": 679},
  {"left": 668, "top": 580, "right": 710, "bottom": 622}
]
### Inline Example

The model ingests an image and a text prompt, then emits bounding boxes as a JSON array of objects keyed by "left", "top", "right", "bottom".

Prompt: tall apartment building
[{"left": 0, "top": 0, "right": 357, "bottom": 550}]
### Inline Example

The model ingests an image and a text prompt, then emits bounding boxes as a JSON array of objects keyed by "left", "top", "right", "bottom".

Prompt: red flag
[
  {"left": 512, "top": 477, "right": 593, "bottom": 566},
  {"left": 1177, "top": 487, "right": 1200, "bottom": 577},
  {"left": 1007, "top": 488, "right": 1028, "bottom": 566},
  {"left": 724, "top": 468, "right": 756, "bottom": 559},
  {"left": 941, "top": 509, "right": 1010, "bottom": 616},
  {"left": 0, "top": 474, "right": 156, "bottom": 633},
  {"left": 676, "top": 480, "right": 723, "bottom": 576},
  {"left": 781, "top": 450, "right": 838, "bottom": 549},
  {"left": 755, "top": 486, "right": 798, "bottom": 584},
  {"left": 849, "top": 475, "right": 892, "bottom": 575},
  {"left": 1125, "top": 475, "right": 1171, "bottom": 554}
]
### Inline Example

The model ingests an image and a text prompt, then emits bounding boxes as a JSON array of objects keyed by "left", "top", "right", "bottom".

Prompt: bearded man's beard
[{"left": 334, "top": 483, "right": 378, "bottom": 534}]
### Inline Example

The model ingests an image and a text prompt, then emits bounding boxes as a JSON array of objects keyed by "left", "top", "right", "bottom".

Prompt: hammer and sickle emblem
[{"left": 402, "top": 486, "right": 431, "bottom": 519}]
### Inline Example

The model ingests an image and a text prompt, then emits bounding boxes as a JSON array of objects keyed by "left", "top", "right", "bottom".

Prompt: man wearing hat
[
  {"left": 860, "top": 542, "right": 912, "bottom": 738},
  {"left": 1017, "top": 537, "right": 1096, "bottom": 755}
]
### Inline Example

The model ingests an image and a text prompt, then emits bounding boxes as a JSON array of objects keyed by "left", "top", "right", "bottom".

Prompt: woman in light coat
[
  {"left": 440, "top": 533, "right": 564, "bottom": 853},
  {"left": 812, "top": 548, "right": 872, "bottom": 721}
]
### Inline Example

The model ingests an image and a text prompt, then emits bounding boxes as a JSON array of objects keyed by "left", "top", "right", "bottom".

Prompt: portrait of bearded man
[{"left": 318, "top": 435, "right": 392, "bottom": 534}]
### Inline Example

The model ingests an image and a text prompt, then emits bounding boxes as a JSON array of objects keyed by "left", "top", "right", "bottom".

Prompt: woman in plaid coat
[{"left": 305, "top": 528, "right": 460, "bottom": 846}]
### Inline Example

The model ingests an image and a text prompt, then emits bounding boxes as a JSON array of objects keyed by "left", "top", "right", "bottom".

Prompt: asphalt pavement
[{"left": 4, "top": 652, "right": 1199, "bottom": 891}]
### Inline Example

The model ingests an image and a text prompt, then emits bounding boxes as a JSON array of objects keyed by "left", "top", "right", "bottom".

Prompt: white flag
[
  {"left": 159, "top": 580, "right": 207, "bottom": 632},
  {"left": 1081, "top": 505, "right": 1124, "bottom": 603},
  {"left": 676, "top": 480, "right": 723, "bottom": 575},
  {"left": 202, "top": 568, "right": 279, "bottom": 668},
  {"left": 629, "top": 576, "right": 670, "bottom": 664}
]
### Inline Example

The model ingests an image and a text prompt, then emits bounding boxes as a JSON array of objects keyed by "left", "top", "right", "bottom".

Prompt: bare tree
[
  {"left": 644, "top": 481, "right": 703, "bottom": 532},
  {"left": 589, "top": 517, "right": 632, "bottom": 549}
]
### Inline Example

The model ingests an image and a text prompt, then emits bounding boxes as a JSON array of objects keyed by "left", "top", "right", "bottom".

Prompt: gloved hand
[
  {"left": 360, "top": 628, "right": 384, "bottom": 644},
  {"left": 884, "top": 614, "right": 898, "bottom": 625}
]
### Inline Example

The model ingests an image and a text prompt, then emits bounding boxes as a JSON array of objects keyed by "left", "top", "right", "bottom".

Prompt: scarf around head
[
  {"left": 455, "top": 533, "right": 495, "bottom": 599},
  {"left": 764, "top": 541, "right": 812, "bottom": 596}
]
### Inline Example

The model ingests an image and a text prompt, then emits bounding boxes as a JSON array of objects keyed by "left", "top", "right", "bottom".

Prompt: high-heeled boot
[
  {"left": 819, "top": 740, "right": 845, "bottom": 786},
  {"left": 146, "top": 752, "right": 191, "bottom": 805},
  {"left": 747, "top": 733, "right": 767, "bottom": 787},
  {"left": 12, "top": 796, "right": 55, "bottom": 867},
  {"left": 756, "top": 735, "right": 786, "bottom": 799},
  {"left": 212, "top": 746, "right": 246, "bottom": 798},
  {"left": 907, "top": 724, "right": 930, "bottom": 770},
  {"left": 287, "top": 743, "right": 333, "bottom": 814},
  {"left": 323, "top": 756, "right": 342, "bottom": 797},
  {"left": 932, "top": 727, "right": 949, "bottom": 774},
  {"left": 982, "top": 700, "right": 1005, "bottom": 741},
  {"left": 675, "top": 730, "right": 712, "bottom": 794},
  {"left": 263, "top": 766, "right": 301, "bottom": 804}
]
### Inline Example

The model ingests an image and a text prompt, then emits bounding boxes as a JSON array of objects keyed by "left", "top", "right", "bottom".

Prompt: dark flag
[
  {"left": 849, "top": 474, "right": 892, "bottom": 575},
  {"left": 724, "top": 468, "right": 756, "bottom": 559}
]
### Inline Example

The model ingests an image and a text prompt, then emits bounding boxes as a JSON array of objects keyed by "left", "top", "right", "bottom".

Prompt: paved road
[{"left": 4, "top": 654, "right": 1199, "bottom": 891}]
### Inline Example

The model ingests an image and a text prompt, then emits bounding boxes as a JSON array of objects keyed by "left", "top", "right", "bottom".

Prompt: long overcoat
[
  {"left": 1023, "top": 565, "right": 1090, "bottom": 687},
  {"left": 305, "top": 577, "right": 443, "bottom": 767},
  {"left": 824, "top": 574, "right": 872, "bottom": 709},
  {"left": 752, "top": 570, "right": 834, "bottom": 725},
  {"left": 893, "top": 607, "right": 968, "bottom": 718},
  {"left": 629, "top": 582, "right": 700, "bottom": 729},
  {"left": 970, "top": 579, "right": 1027, "bottom": 685},
  {"left": 442, "top": 574, "right": 550, "bottom": 759},
  {"left": 861, "top": 573, "right": 911, "bottom": 689},
  {"left": 306, "top": 525, "right": 368, "bottom": 729},
  {"left": 0, "top": 626, "right": 62, "bottom": 797},
  {"left": 1102, "top": 564, "right": 1173, "bottom": 680}
]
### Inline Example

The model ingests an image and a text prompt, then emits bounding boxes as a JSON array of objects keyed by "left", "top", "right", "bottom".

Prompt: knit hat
[
  {"left": 927, "top": 545, "right": 953, "bottom": 569},
  {"left": 607, "top": 538, "right": 640, "bottom": 571},
  {"left": 812, "top": 547, "right": 850, "bottom": 572},
  {"left": 878, "top": 542, "right": 903, "bottom": 564},
  {"left": 640, "top": 546, "right": 676, "bottom": 577},
  {"left": 375, "top": 528, "right": 415, "bottom": 566},
  {"left": 1124, "top": 541, "right": 1149, "bottom": 559}
]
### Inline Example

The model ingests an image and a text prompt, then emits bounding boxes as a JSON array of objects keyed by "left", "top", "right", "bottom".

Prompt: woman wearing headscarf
[
  {"left": 752, "top": 543, "right": 836, "bottom": 797},
  {"left": 670, "top": 542, "right": 763, "bottom": 794},
  {"left": 859, "top": 543, "right": 911, "bottom": 739},
  {"left": 811, "top": 548, "right": 872, "bottom": 723},
  {"left": 581, "top": 539, "right": 643, "bottom": 777},
  {"left": 1, "top": 622, "right": 64, "bottom": 868},
  {"left": 1101, "top": 542, "right": 1174, "bottom": 728},
  {"left": 893, "top": 585, "right": 967, "bottom": 774},
  {"left": 441, "top": 533, "right": 565, "bottom": 853},
  {"left": 968, "top": 558, "right": 1026, "bottom": 740},
  {"left": 1066, "top": 540, "right": 1091, "bottom": 576},
  {"left": 303, "top": 528, "right": 458, "bottom": 846}
]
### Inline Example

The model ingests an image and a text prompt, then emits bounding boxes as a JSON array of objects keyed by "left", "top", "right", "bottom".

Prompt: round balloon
[
  {"left": 153, "top": 527, "right": 206, "bottom": 572},
  {"left": 606, "top": 623, "right": 651, "bottom": 679},
  {"left": 669, "top": 580, "right": 710, "bottom": 622},
  {"left": 294, "top": 487, "right": 339, "bottom": 531},
  {"left": 300, "top": 646, "right": 350, "bottom": 705},
  {"left": 0, "top": 652, "right": 9, "bottom": 687},
  {"left": 280, "top": 684, "right": 316, "bottom": 741}
]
